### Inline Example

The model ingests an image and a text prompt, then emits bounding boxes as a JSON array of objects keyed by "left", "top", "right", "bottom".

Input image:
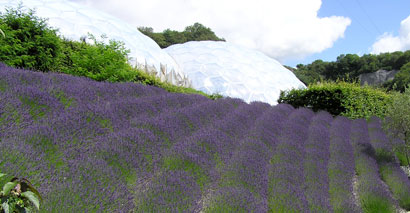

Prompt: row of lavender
[{"left": 1, "top": 64, "right": 409, "bottom": 212}]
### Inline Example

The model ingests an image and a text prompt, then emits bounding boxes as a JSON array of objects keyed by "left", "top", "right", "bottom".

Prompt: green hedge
[
  {"left": 278, "top": 81, "right": 392, "bottom": 119},
  {"left": 0, "top": 5, "right": 62, "bottom": 72}
]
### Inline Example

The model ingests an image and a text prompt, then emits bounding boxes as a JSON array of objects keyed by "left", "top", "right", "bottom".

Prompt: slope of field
[{"left": 0, "top": 63, "right": 409, "bottom": 212}]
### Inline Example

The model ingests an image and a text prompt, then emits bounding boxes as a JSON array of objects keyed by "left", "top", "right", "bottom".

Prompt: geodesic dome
[
  {"left": 0, "top": 0, "right": 191, "bottom": 87},
  {"left": 165, "top": 41, "right": 306, "bottom": 105}
]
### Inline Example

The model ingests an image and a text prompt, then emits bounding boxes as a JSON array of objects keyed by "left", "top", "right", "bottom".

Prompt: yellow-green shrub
[{"left": 278, "top": 81, "right": 392, "bottom": 119}]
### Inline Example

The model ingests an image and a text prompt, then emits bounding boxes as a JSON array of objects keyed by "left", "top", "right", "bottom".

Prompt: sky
[{"left": 70, "top": 0, "right": 410, "bottom": 67}]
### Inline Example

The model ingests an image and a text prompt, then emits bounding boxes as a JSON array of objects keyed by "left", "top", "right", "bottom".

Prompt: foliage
[
  {"left": 0, "top": 4, "right": 63, "bottom": 72},
  {"left": 138, "top": 22, "right": 225, "bottom": 48},
  {"left": 383, "top": 85, "right": 410, "bottom": 166},
  {"left": 384, "top": 62, "right": 410, "bottom": 92},
  {"left": 0, "top": 172, "right": 42, "bottom": 212},
  {"left": 278, "top": 81, "right": 392, "bottom": 119},
  {"left": 58, "top": 34, "right": 138, "bottom": 82},
  {"left": 293, "top": 51, "right": 410, "bottom": 91}
]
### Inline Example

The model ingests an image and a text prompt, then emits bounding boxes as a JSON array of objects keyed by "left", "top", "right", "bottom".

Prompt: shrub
[
  {"left": 59, "top": 34, "right": 138, "bottom": 82},
  {"left": 384, "top": 62, "right": 410, "bottom": 92},
  {"left": 0, "top": 4, "right": 63, "bottom": 72},
  {"left": 278, "top": 81, "right": 392, "bottom": 119},
  {"left": 383, "top": 85, "right": 410, "bottom": 166}
]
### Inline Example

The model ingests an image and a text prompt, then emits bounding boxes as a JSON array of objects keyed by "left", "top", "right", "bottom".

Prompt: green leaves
[
  {"left": 138, "top": 22, "right": 225, "bottom": 48},
  {"left": 2, "top": 182, "right": 17, "bottom": 196},
  {"left": 0, "top": 5, "right": 62, "bottom": 72},
  {"left": 2, "top": 202, "right": 10, "bottom": 213},
  {"left": 383, "top": 86, "right": 410, "bottom": 166},
  {"left": 21, "top": 191, "right": 40, "bottom": 210},
  {"left": 278, "top": 81, "right": 392, "bottom": 119},
  {"left": 0, "top": 172, "right": 42, "bottom": 212}
]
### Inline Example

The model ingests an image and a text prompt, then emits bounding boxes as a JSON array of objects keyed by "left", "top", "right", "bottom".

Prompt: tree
[
  {"left": 183, "top": 22, "right": 225, "bottom": 41},
  {"left": 138, "top": 23, "right": 225, "bottom": 48},
  {"left": 383, "top": 85, "right": 410, "bottom": 166},
  {"left": 163, "top": 29, "right": 187, "bottom": 47},
  {"left": 384, "top": 62, "right": 410, "bottom": 92}
]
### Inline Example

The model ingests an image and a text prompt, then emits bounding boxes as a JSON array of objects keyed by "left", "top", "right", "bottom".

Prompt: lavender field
[{"left": 0, "top": 62, "right": 409, "bottom": 212}]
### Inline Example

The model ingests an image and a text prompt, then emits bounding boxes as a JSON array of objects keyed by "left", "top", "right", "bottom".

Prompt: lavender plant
[
  {"left": 351, "top": 119, "right": 397, "bottom": 212},
  {"left": 1, "top": 63, "right": 408, "bottom": 212},
  {"left": 303, "top": 111, "right": 333, "bottom": 212},
  {"left": 368, "top": 116, "right": 410, "bottom": 210},
  {"left": 268, "top": 108, "right": 314, "bottom": 212},
  {"left": 328, "top": 116, "right": 359, "bottom": 212}
]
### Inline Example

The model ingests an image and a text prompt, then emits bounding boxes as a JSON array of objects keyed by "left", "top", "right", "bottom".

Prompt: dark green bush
[
  {"left": 59, "top": 34, "right": 138, "bottom": 82},
  {"left": 0, "top": 5, "right": 63, "bottom": 72},
  {"left": 278, "top": 81, "right": 392, "bottom": 119},
  {"left": 384, "top": 62, "right": 410, "bottom": 92},
  {"left": 138, "top": 23, "right": 225, "bottom": 48}
]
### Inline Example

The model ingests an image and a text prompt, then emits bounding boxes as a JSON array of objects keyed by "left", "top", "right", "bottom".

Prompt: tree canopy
[
  {"left": 138, "top": 23, "right": 225, "bottom": 48},
  {"left": 292, "top": 51, "right": 410, "bottom": 91}
]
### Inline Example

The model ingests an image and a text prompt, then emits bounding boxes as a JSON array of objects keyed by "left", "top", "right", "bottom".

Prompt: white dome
[
  {"left": 0, "top": 0, "right": 191, "bottom": 86},
  {"left": 165, "top": 41, "right": 306, "bottom": 105}
]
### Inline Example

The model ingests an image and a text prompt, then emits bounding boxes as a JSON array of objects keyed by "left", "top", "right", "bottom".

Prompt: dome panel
[
  {"left": 0, "top": 0, "right": 191, "bottom": 87},
  {"left": 166, "top": 41, "right": 306, "bottom": 105}
]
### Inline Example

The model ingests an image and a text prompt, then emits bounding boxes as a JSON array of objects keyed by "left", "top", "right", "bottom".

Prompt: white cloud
[
  {"left": 371, "top": 15, "right": 410, "bottom": 54},
  {"left": 69, "top": 0, "right": 351, "bottom": 62}
]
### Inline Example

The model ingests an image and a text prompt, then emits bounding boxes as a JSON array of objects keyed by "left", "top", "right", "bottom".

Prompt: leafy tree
[
  {"left": 384, "top": 62, "right": 410, "bottom": 92},
  {"left": 163, "top": 29, "right": 187, "bottom": 47},
  {"left": 0, "top": 4, "right": 63, "bottom": 72},
  {"left": 138, "top": 27, "right": 168, "bottom": 48},
  {"left": 291, "top": 50, "right": 410, "bottom": 91},
  {"left": 138, "top": 23, "right": 225, "bottom": 48},
  {"left": 383, "top": 85, "right": 410, "bottom": 166},
  {"left": 183, "top": 22, "right": 225, "bottom": 42},
  {"left": 59, "top": 33, "right": 138, "bottom": 82}
]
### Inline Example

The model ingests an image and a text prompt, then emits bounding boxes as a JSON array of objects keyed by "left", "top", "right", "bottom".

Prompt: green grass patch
[
  {"left": 51, "top": 90, "right": 75, "bottom": 110},
  {"left": 0, "top": 79, "right": 7, "bottom": 92},
  {"left": 102, "top": 153, "right": 138, "bottom": 187},
  {"left": 380, "top": 164, "right": 410, "bottom": 210},
  {"left": 359, "top": 193, "right": 396, "bottom": 213},
  {"left": 203, "top": 199, "right": 249, "bottom": 213},
  {"left": 0, "top": 104, "right": 21, "bottom": 127},
  {"left": 19, "top": 96, "right": 50, "bottom": 120},
  {"left": 162, "top": 156, "right": 208, "bottom": 191},
  {"left": 26, "top": 134, "right": 67, "bottom": 172}
]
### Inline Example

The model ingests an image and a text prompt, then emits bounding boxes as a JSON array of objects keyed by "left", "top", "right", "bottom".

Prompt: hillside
[
  {"left": 0, "top": 63, "right": 409, "bottom": 212},
  {"left": 291, "top": 51, "right": 410, "bottom": 92}
]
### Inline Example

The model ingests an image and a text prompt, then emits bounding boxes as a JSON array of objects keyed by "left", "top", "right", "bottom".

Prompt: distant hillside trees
[
  {"left": 138, "top": 23, "right": 225, "bottom": 48},
  {"left": 384, "top": 62, "right": 410, "bottom": 92},
  {"left": 292, "top": 51, "right": 410, "bottom": 91}
]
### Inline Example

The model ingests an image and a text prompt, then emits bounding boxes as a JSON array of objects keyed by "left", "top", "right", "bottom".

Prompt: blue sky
[{"left": 285, "top": 0, "right": 410, "bottom": 67}]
